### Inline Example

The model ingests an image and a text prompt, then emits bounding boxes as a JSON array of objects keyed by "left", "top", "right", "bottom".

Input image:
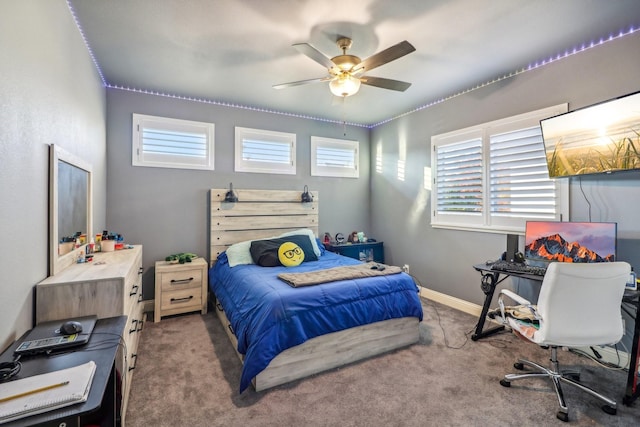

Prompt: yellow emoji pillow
[{"left": 278, "top": 241, "right": 305, "bottom": 267}]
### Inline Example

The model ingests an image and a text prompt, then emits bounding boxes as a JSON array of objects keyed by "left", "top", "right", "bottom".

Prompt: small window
[
  {"left": 235, "top": 127, "right": 296, "bottom": 174},
  {"left": 311, "top": 136, "right": 359, "bottom": 178},
  {"left": 132, "top": 114, "right": 214, "bottom": 170}
]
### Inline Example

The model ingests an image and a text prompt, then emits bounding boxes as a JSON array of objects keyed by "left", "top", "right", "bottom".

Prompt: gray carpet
[{"left": 126, "top": 300, "right": 640, "bottom": 426}]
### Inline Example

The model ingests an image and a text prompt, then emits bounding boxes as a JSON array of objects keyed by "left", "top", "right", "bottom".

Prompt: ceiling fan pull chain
[{"left": 342, "top": 97, "right": 347, "bottom": 136}]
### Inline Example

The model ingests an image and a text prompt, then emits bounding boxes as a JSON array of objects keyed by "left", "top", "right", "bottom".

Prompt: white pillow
[
  {"left": 225, "top": 229, "right": 320, "bottom": 267},
  {"left": 278, "top": 229, "right": 321, "bottom": 257},
  {"left": 225, "top": 240, "right": 255, "bottom": 267}
]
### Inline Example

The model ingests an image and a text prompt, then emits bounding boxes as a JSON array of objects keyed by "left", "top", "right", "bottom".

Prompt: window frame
[
  {"left": 431, "top": 104, "right": 569, "bottom": 234},
  {"left": 132, "top": 113, "right": 215, "bottom": 170},
  {"left": 234, "top": 127, "right": 296, "bottom": 175},
  {"left": 310, "top": 136, "right": 359, "bottom": 178}
]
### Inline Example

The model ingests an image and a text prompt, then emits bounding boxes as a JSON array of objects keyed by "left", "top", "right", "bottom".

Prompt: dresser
[
  {"left": 35, "top": 245, "right": 144, "bottom": 425},
  {"left": 154, "top": 257, "right": 208, "bottom": 322}
]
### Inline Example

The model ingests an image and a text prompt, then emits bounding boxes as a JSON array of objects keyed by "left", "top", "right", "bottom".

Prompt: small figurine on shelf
[{"left": 348, "top": 231, "right": 359, "bottom": 243}]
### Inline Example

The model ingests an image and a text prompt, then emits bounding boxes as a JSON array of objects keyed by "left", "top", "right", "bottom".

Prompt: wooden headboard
[{"left": 209, "top": 188, "right": 319, "bottom": 265}]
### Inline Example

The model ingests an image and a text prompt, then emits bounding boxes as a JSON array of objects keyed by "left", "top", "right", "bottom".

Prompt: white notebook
[{"left": 0, "top": 360, "right": 96, "bottom": 424}]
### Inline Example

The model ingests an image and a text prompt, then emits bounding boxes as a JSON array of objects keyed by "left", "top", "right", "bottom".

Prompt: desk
[
  {"left": 471, "top": 263, "right": 544, "bottom": 341},
  {"left": 0, "top": 316, "right": 126, "bottom": 426},
  {"left": 472, "top": 264, "right": 640, "bottom": 406}
]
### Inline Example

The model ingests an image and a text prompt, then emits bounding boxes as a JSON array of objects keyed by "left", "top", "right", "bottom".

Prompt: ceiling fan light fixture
[{"left": 329, "top": 74, "right": 361, "bottom": 97}]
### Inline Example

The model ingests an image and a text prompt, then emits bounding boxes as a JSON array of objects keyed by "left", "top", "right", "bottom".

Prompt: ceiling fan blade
[
  {"left": 293, "top": 43, "right": 335, "bottom": 69},
  {"left": 360, "top": 76, "right": 412, "bottom": 92},
  {"left": 273, "top": 76, "right": 331, "bottom": 90},
  {"left": 353, "top": 40, "right": 415, "bottom": 73}
]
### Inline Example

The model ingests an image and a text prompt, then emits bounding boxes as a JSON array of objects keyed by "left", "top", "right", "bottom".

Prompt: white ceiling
[{"left": 68, "top": 0, "right": 640, "bottom": 126}]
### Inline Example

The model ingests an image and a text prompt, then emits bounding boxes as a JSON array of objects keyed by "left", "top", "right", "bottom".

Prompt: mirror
[{"left": 50, "top": 144, "right": 93, "bottom": 275}]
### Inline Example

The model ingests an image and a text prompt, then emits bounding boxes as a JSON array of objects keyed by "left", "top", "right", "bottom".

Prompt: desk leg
[
  {"left": 472, "top": 271, "right": 505, "bottom": 341},
  {"left": 623, "top": 299, "right": 640, "bottom": 406}
]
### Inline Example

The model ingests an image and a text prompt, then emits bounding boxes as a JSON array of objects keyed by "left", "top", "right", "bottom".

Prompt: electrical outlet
[{"left": 402, "top": 264, "right": 410, "bottom": 274}]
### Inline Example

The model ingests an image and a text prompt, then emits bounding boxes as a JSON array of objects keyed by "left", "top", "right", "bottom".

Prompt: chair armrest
[
  {"left": 498, "top": 289, "right": 540, "bottom": 324},
  {"left": 499, "top": 289, "right": 531, "bottom": 306}
]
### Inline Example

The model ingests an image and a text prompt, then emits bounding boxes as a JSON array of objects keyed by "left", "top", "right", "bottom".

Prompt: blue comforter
[{"left": 209, "top": 250, "right": 423, "bottom": 392}]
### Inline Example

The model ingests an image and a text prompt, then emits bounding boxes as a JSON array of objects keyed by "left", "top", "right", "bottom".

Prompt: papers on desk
[{"left": 0, "top": 361, "right": 96, "bottom": 424}]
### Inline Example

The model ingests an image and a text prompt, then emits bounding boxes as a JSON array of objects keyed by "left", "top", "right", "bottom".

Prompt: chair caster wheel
[
  {"left": 514, "top": 362, "right": 524, "bottom": 370},
  {"left": 602, "top": 405, "right": 616, "bottom": 415},
  {"left": 499, "top": 379, "right": 511, "bottom": 387},
  {"left": 556, "top": 411, "right": 569, "bottom": 422}
]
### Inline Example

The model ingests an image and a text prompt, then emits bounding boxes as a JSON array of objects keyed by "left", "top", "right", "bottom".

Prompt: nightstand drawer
[
  {"left": 159, "top": 268, "right": 203, "bottom": 291},
  {"left": 160, "top": 288, "right": 202, "bottom": 311}
]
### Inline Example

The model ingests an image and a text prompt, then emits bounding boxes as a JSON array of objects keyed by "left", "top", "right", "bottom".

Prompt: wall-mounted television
[
  {"left": 524, "top": 221, "right": 617, "bottom": 265},
  {"left": 540, "top": 90, "right": 640, "bottom": 178}
]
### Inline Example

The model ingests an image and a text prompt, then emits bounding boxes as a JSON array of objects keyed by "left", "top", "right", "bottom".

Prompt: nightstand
[
  {"left": 154, "top": 257, "right": 208, "bottom": 322},
  {"left": 325, "top": 241, "right": 384, "bottom": 263}
]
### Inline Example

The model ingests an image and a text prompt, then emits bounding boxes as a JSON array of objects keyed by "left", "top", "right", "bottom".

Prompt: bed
[{"left": 208, "top": 188, "right": 423, "bottom": 392}]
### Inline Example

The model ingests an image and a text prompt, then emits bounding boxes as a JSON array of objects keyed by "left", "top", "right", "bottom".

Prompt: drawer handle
[
  {"left": 216, "top": 302, "right": 224, "bottom": 312},
  {"left": 170, "top": 277, "right": 194, "bottom": 285},
  {"left": 129, "top": 284, "right": 139, "bottom": 296},
  {"left": 137, "top": 318, "right": 144, "bottom": 332},
  {"left": 128, "top": 354, "right": 137, "bottom": 371},
  {"left": 228, "top": 324, "right": 235, "bottom": 336},
  {"left": 170, "top": 295, "right": 194, "bottom": 304},
  {"left": 129, "top": 319, "right": 138, "bottom": 334},
  {"left": 138, "top": 267, "right": 143, "bottom": 275}
]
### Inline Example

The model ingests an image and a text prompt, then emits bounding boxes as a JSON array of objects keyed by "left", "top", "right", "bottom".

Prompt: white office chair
[{"left": 498, "top": 261, "right": 630, "bottom": 422}]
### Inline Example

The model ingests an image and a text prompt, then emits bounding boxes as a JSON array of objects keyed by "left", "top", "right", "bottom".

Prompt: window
[
  {"left": 431, "top": 104, "right": 569, "bottom": 233},
  {"left": 132, "top": 114, "right": 214, "bottom": 170},
  {"left": 235, "top": 127, "right": 296, "bottom": 175},
  {"left": 311, "top": 136, "right": 359, "bottom": 178}
]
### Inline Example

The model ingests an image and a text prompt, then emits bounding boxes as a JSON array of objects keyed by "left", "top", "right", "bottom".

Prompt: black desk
[
  {"left": 471, "top": 263, "right": 544, "bottom": 341},
  {"left": 472, "top": 264, "right": 640, "bottom": 406},
  {"left": 0, "top": 316, "right": 126, "bottom": 426}
]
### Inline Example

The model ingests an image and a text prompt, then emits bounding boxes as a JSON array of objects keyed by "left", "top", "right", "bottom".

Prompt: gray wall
[
  {"left": 105, "top": 90, "right": 371, "bottom": 298},
  {"left": 370, "top": 32, "right": 640, "bottom": 307},
  {"left": 0, "top": 1, "right": 107, "bottom": 350}
]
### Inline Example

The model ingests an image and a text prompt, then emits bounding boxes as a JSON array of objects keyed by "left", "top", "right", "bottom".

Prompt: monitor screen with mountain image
[{"left": 524, "top": 221, "right": 617, "bottom": 265}]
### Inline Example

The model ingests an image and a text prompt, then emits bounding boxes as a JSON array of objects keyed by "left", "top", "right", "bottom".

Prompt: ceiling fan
[{"left": 273, "top": 37, "right": 416, "bottom": 97}]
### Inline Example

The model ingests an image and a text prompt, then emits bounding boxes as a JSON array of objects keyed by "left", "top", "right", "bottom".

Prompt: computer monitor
[{"left": 524, "top": 221, "right": 617, "bottom": 264}]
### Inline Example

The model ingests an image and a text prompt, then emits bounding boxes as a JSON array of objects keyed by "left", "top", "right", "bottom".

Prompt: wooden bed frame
[{"left": 208, "top": 188, "right": 420, "bottom": 391}]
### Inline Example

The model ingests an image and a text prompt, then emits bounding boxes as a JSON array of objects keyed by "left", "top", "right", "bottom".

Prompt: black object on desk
[
  {"left": 0, "top": 316, "right": 126, "bottom": 426},
  {"left": 325, "top": 241, "right": 384, "bottom": 263},
  {"left": 472, "top": 263, "right": 640, "bottom": 406}
]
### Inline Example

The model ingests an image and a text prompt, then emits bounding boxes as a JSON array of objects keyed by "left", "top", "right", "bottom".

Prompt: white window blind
[
  {"left": 311, "top": 136, "right": 359, "bottom": 178},
  {"left": 431, "top": 104, "right": 568, "bottom": 233},
  {"left": 435, "top": 136, "right": 483, "bottom": 215},
  {"left": 489, "top": 126, "right": 557, "bottom": 220},
  {"left": 132, "top": 114, "right": 214, "bottom": 170},
  {"left": 235, "top": 127, "right": 296, "bottom": 174}
]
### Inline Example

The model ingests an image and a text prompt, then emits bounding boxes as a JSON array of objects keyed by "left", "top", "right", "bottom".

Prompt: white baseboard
[
  {"left": 418, "top": 286, "right": 632, "bottom": 370},
  {"left": 418, "top": 286, "right": 483, "bottom": 317}
]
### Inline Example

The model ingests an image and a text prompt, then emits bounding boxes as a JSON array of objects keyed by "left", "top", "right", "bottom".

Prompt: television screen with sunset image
[
  {"left": 540, "top": 90, "right": 640, "bottom": 178},
  {"left": 524, "top": 221, "right": 616, "bottom": 264}
]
